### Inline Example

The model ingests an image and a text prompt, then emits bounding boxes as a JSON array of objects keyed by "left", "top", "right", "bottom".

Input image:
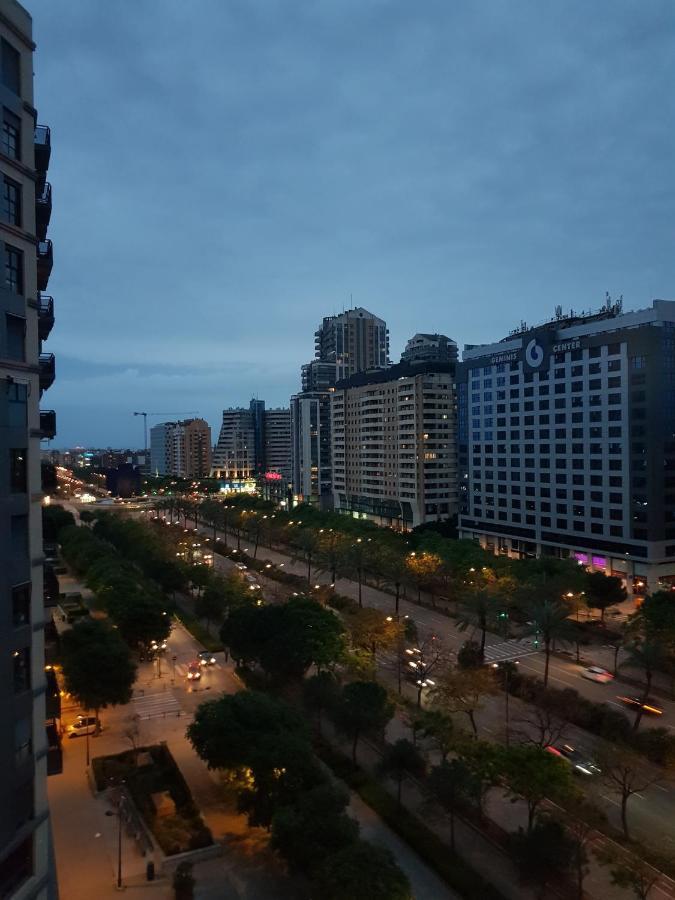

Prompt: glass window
[
  {"left": 14, "top": 717, "right": 31, "bottom": 765},
  {"left": 10, "top": 448, "right": 26, "bottom": 492},
  {"left": 1, "top": 39, "right": 20, "bottom": 94},
  {"left": 4, "top": 244, "right": 23, "bottom": 293},
  {"left": 12, "top": 647, "right": 30, "bottom": 693},
  {"left": 2, "top": 175, "right": 20, "bottom": 226},
  {"left": 5, "top": 313, "right": 24, "bottom": 360},
  {"left": 8, "top": 382, "right": 26, "bottom": 426},
  {"left": 11, "top": 583, "right": 30, "bottom": 627},
  {"left": 2, "top": 107, "right": 20, "bottom": 159},
  {"left": 10, "top": 514, "right": 28, "bottom": 558}
]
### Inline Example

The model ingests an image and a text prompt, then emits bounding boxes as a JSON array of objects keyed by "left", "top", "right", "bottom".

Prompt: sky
[{"left": 31, "top": 0, "right": 675, "bottom": 448}]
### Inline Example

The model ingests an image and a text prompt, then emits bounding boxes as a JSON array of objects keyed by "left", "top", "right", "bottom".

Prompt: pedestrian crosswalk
[
  {"left": 483, "top": 638, "right": 541, "bottom": 664},
  {"left": 131, "top": 690, "right": 182, "bottom": 720}
]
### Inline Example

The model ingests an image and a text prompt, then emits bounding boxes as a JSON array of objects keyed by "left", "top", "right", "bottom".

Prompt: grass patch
[
  {"left": 174, "top": 610, "right": 223, "bottom": 653},
  {"left": 315, "top": 739, "right": 505, "bottom": 900},
  {"left": 92, "top": 743, "right": 213, "bottom": 856}
]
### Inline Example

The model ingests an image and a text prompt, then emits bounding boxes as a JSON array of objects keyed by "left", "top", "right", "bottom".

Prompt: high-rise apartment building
[
  {"left": 0, "top": 4, "right": 58, "bottom": 896},
  {"left": 457, "top": 298, "right": 675, "bottom": 596},
  {"left": 331, "top": 361, "right": 457, "bottom": 529},
  {"left": 211, "top": 403, "right": 290, "bottom": 484},
  {"left": 314, "top": 307, "right": 389, "bottom": 382},
  {"left": 401, "top": 333, "right": 458, "bottom": 365},
  {"left": 301, "top": 359, "right": 336, "bottom": 392},
  {"left": 149, "top": 419, "right": 211, "bottom": 478},
  {"left": 290, "top": 390, "right": 333, "bottom": 507}
]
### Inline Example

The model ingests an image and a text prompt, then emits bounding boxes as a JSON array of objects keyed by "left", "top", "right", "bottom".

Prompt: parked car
[
  {"left": 66, "top": 715, "right": 99, "bottom": 738},
  {"left": 198, "top": 651, "right": 216, "bottom": 666},
  {"left": 186, "top": 663, "right": 202, "bottom": 681},
  {"left": 617, "top": 695, "right": 663, "bottom": 716},
  {"left": 581, "top": 666, "right": 613, "bottom": 684}
]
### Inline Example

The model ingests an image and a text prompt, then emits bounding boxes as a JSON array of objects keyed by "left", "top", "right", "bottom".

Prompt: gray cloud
[{"left": 31, "top": 0, "right": 675, "bottom": 445}]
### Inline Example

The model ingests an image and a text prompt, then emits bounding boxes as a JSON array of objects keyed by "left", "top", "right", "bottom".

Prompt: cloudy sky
[{"left": 31, "top": 0, "right": 675, "bottom": 447}]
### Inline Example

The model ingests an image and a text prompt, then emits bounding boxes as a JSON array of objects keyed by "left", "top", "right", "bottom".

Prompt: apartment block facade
[
  {"left": 331, "top": 361, "right": 457, "bottom": 529},
  {"left": 212, "top": 402, "right": 290, "bottom": 483},
  {"left": 457, "top": 299, "right": 675, "bottom": 595},
  {"left": 290, "top": 389, "right": 333, "bottom": 507},
  {"left": 149, "top": 418, "right": 211, "bottom": 479},
  {"left": 0, "top": 3, "right": 58, "bottom": 896},
  {"left": 314, "top": 307, "right": 389, "bottom": 382}
]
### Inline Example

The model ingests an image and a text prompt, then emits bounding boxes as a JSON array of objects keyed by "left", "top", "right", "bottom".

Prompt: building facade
[
  {"left": 212, "top": 409, "right": 256, "bottom": 481},
  {"left": 401, "top": 333, "right": 458, "bottom": 365},
  {"left": 263, "top": 407, "right": 291, "bottom": 481},
  {"left": 457, "top": 299, "right": 675, "bottom": 595},
  {"left": 301, "top": 359, "right": 336, "bottom": 392},
  {"left": 149, "top": 419, "right": 211, "bottom": 478},
  {"left": 0, "top": 4, "right": 58, "bottom": 896},
  {"left": 314, "top": 307, "right": 389, "bottom": 382},
  {"left": 290, "top": 390, "right": 333, "bottom": 508},
  {"left": 331, "top": 361, "right": 457, "bottom": 529}
]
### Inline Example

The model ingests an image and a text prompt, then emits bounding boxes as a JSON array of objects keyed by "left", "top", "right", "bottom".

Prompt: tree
[
  {"left": 42, "top": 504, "right": 77, "bottom": 542},
  {"left": 315, "top": 841, "right": 412, "bottom": 900},
  {"left": 336, "top": 680, "right": 394, "bottom": 763},
  {"left": 595, "top": 849, "right": 659, "bottom": 900},
  {"left": 346, "top": 539, "right": 370, "bottom": 607},
  {"left": 316, "top": 530, "right": 350, "bottom": 585},
  {"left": 406, "top": 551, "right": 442, "bottom": 605},
  {"left": 511, "top": 817, "right": 575, "bottom": 898},
  {"left": 457, "top": 569, "right": 514, "bottom": 653},
  {"left": 291, "top": 528, "right": 320, "bottom": 584},
  {"left": 585, "top": 571, "right": 626, "bottom": 623},
  {"left": 195, "top": 584, "right": 227, "bottom": 633},
  {"left": 107, "top": 587, "right": 171, "bottom": 649},
  {"left": 429, "top": 759, "right": 480, "bottom": 849},
  {"left": 61, "top": 618, "right": 136, "bottom": 733},
  {"left": 420, "top": 709, "right": 455, "bottom": 760},
  {"left": 346, "top": 607, "right": 401, "bottom": 660},
  {"left": 596, "top": 745, "right": 660, "bottom": 840},
  {"left": 303, "top": 671, "right": 341, "bottom": 736},
  {"left": 621, "top": 637, "right": 666, "bottom": 731},
  {"left": 271, "top": 782, "right": 359, "bottom": 874},
  {"left": 565, "top": 804, "right": 606, "bottom": 900},
  {"left": 522, "top": 596, "right": 575, "bottom": 687},
  {"left": 456, "top": 639, "right": 484, "bottom": 670},
  {"left": 404, "top": 634, "right": 448, "bottom": 706},
  {"left": 187, "top": 691, "right": 321, "bottom": 827},
  {"left": 431, "top": 665, "right": 497, "bottom": 736},
  {"left": 378, "top": 739, "right": 425, "bottom": 808},
  {"left": 514, "top": 702, "right": 570, "bottom": 750},
  {"left": 377, "top": 546, "right": 410, "bottom": 615},
  {"left": 502, "top": 744, "right": 576, "bottom": 833}
]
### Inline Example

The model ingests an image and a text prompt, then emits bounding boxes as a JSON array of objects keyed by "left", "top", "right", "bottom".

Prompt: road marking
[
  {"left": 484, "top": 639, "right": 541, "bottom": 663},
  {"left": 599, "top": 793, "right": 620, "bottom": 807},
  {"left": 132, "top": 691, "right": 182, "bottom": 720},
  {"left": 656, "top": 785, "right": 671, "bottom": 794}
]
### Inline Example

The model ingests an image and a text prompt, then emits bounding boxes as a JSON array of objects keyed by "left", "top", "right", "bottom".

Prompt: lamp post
[
  {"left": 105, "top": 789, "right": 125, "bottom": 890},
  {"left": 492, "top": 660, "right": 519, "bottom": 746}
]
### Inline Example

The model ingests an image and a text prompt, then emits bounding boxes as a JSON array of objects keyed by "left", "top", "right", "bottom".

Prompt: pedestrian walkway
[
  {"left": 483, "top": 638, "right": 540, "bottom": 663},
  {"left": 132, "top": 690, "right": 182, "bottom": 720}
]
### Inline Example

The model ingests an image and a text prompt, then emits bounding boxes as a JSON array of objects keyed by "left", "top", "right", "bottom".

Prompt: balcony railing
[
  {"left": 37, "top": 294, "right": 54, "bottom": 341},
  {"left": 34, "top": 124, "right": 51, "bottom": 173},
  {"left": 35, "top": 181, "right": 52, "bottom": 241},
  {"left": 40, "top": 409, "right": 56, "bottom": 439},
  {"left": 37, "top": 240, "right": 53, "bottom": 291},
  {"left": 38, "top": 353, "right": 55, "bottom": 392}
]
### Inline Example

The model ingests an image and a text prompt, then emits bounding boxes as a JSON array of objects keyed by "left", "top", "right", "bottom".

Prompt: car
[
  {"left": 581, "top": 666, "right": 614, "bottom": 684},
  {"left": 186, "top": 663, "right": 202, "bottom": 681},
  {"left": 198, "top": 651, "right": 216, "bottom": 666},
  {"left": 66, "top": 715, "right": 99, "bottom": 738},
  {"left": 556, "top": 744, "right": 602, "bottom": 776},
  {"left": 617, "top": 695, "right": 663, "bottom": 716},
  {"left": 150, "top": 638, "right": 168, "bottom": 653},
  {"left": 235, "top": 563, "right": 247, "bottom": 571}
]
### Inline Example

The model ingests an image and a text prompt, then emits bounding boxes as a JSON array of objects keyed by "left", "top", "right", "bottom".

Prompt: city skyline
[{"left": 31, "top": 0, "right": 675, "bottom": 446}]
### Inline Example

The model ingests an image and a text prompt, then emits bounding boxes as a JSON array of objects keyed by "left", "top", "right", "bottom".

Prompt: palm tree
[
  {"left": 621, "top": 637, "right": 666, "bottom": 731},
  {"left": 523, "top": 596, "right": 575, "bottom": 687}
]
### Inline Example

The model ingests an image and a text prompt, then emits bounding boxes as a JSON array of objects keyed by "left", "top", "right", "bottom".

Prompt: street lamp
[
  {"left": 105, "top": 788, "right": 126, "bottom": 890},
  {"left": 492, "top": 660, "right": 519, "bottom": 745}
]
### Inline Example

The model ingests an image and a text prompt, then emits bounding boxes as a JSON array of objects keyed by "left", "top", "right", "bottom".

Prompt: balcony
[
  {"left": 38, "top": 353, "right": 55, "bottom": 392},
  {"left": 40, "top": 409, "right": 56, "bottom": 439},
  {"left": 34, "top": 125, "right": 51, "bottom": 173},
  {"left": 35, "top": 181, "right": 52, "bottom": 241},
  {"left": 37, "top": 294, "right": 54, "bottom": 341},
  {"left": 37, "top": 240, "right": 53, "bottom": 291}
]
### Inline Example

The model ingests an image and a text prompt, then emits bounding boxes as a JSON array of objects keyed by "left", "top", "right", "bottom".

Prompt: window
[
  {"left": 5, "top": 313, "right": 24, "bottom": 360},
  {"left": 10, "top": 514, "right": 28, "bottom": 558},
  {"left": 10, "top": 448, "right": 26, "bottom": 492},
  {"left": 0, "top": 836, "right": 33, "bottom": 896},
  {"left": 1, "top": 107, "right": 20, "bottom": 159},
  {"left": 4, "top": 244, "right": 23, "bottom": 293},
  {"left": 11, "top": 583, "right": 30, "bottom": 627},
  {"left": 12, "top": 647, "right": 30, "bottom": 693},
  {"left": 8, "top": 382, "right": 26, "bottom": 426},
  {"left": 1, "top": 39, "right": 20, "bottom": 94},
  {"left": 2, "top": 175, "right": 20, "bottom": 226},
  {"left": 14, "top": 718, "right": 31, "bottom": 765}
]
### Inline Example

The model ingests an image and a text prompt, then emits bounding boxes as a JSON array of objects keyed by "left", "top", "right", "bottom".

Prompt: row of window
[{"left": 460, "top": 507, "right": 626, "bottom": 537}]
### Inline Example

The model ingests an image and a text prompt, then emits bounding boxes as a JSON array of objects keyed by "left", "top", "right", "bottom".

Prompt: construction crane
[{"left": 132, "top": 411, "right": 200, "bottom": 454}]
